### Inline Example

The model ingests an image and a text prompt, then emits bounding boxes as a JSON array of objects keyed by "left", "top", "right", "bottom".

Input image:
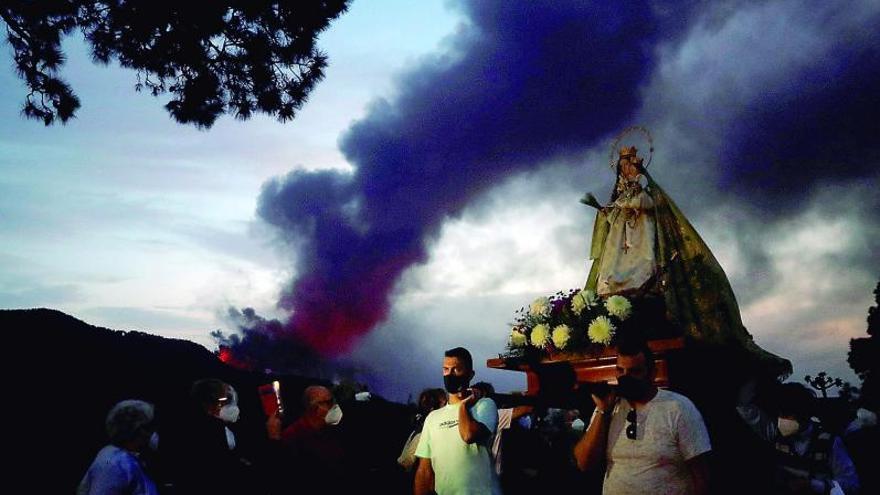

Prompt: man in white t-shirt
[
  {"left": 573, "top": 340, "right": 712, "bottom": 495},
  {"left": 415, "top": 347, "right": 499, "bottom": 495}
]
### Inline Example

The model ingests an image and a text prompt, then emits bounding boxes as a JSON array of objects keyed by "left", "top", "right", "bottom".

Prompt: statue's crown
[{"left": 619, "top": 146, "right": 639, "bottom": 159}]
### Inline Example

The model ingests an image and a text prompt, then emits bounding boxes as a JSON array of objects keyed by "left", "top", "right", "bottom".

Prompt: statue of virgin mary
[{"left": 584, "top": 131, "right": 790, "bottom": 376}]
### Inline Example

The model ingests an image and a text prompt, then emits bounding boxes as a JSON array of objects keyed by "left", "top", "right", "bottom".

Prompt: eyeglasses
[{"left": 626, "top": 408, "right": 637, "bottom": 440}]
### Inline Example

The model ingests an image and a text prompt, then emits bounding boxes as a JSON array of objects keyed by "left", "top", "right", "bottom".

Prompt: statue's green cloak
[{"left": 587, "top": 172, "right": 791, "bottom": 377}]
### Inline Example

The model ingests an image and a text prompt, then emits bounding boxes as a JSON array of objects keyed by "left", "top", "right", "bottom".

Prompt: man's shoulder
[
  {"left": 655, "top": 389, "right": 702, "bottom": 417},
  {"left": 474, "top": 397, "right": 497, "bottom": 411},
  {"left": 657, "top": 388, "right": 695, "bottom": 405}
]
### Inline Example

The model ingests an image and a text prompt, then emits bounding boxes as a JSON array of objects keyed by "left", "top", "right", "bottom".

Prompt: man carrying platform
[{"left": 573, "top": 339, "right": 712, "bottom": 495}]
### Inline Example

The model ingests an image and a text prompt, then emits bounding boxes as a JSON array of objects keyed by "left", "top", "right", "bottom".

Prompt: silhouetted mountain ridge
[
  {"left": 2, "top": 308, "right": 414, "bottom": 493},
  {"left": 2, "top": 308, "right": 314, "bottom": 491}
]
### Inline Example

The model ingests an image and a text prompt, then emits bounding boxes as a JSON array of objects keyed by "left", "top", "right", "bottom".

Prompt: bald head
[{"left": 302, "top": 385, "right": 333, "bottom": 409}]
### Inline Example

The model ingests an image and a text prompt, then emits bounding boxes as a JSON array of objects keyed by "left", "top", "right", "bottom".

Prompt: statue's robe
[{"left": 587, "top": 172, "right": 791, "bottom": 377}]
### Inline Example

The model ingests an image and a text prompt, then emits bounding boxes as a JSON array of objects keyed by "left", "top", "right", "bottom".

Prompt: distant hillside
[
  {"left": 2, "top": 308, "right": 412, "bottom": 493},
  {"left": 1, "top": 309, "right": 318, "bottom": 491}
]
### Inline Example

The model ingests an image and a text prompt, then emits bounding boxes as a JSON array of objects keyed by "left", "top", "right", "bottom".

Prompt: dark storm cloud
[
  {"left": 641, "top": 0, "right": 880, "bottom": 209},
  {"left": 257, "top": 0, "right": 686, "bottom": 354},
  {"left": 635, "top": 0, "right": 880, "bottom": 299},
  {"left": 246, "top": 0, "right": 879, "bottom": 402},
  {"left": 719, "top": 29, "right": 880, "bottom": 203}
]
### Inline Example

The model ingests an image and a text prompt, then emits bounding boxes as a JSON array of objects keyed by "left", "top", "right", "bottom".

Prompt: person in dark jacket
[
  {"left": 165, "top": 379, "right": 252, "bottom": 495},
  {"left": 737, "top": 381, "right": 860, "bottom": 494}
]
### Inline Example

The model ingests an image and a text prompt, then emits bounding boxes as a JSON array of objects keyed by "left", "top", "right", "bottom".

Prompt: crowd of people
[{"left": 78, "top": 343, "right": 877, "bottom": 495}]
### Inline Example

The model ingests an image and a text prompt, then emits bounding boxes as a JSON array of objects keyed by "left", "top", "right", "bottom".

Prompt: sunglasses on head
[{"left": 626, "top": 408, "right": 637, "bottom": 440}]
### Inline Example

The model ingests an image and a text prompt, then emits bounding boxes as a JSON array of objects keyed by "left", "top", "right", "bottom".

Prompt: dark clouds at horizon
[
  {"left": 636, "top": 0, "right": 880, "bottom": 301},
  {"left": 242, "top": 0, "right": 879, "bottom": 396},
  {"left": 258, "top": 0, "right": 678, "bottom": 354}
]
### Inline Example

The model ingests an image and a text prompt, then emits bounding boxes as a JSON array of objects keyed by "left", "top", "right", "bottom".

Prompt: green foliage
[
  {"left": 848, "top": 279, "right": 880, "bottom": 406},
  {"left": 1, "top": 0, "right": 349, "bottom": 127},
  {"left": 868, "top": 279, "right": 880, "bottom": 337}
]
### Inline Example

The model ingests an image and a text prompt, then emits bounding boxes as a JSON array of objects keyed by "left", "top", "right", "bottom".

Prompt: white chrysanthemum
[
  {"left": 552, "top": 324, "right": 572, "bottom": 350},
  {"left": 587, "top": 316, "right": 616, "bottom": 345},
  {"left": 605, "top": 295, "right": 632, "bottom": 320},
  {"left": 530, "top": 323, "right": 550, "bottom": 347},
  {"left": 510, "top": 329, "right": 527, "bottom": 347},
  {"left": 529, "top": 297, "right": 551, "bottom": 317}
]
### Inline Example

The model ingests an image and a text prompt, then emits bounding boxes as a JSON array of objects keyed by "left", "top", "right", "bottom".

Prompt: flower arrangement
[{"left": 506, "top": 289, "right": 636, "bottom": 359}]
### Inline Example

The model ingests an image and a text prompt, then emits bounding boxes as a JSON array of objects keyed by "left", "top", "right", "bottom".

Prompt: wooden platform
[{"left": 486, "top": 337, "right": 685, "bottom": 395}]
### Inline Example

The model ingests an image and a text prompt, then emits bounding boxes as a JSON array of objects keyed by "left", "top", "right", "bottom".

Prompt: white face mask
[
  {"left": 856, "top": 408, "right": 877, "bottom": 427},
  {"left": 778, "top": 417, "right": 801, "bottom": 437},
  {"left": 325, "top": 404, "right": 343, "bottom": 425},
  {"left": 224, "top": 426, "right": 236, "bottom": 450},
  {"left": 571, "top": 418, "right": 586, "bottom": 432},
  {"left": 218, "top": 404, "right": 240, "bottom": 423}
]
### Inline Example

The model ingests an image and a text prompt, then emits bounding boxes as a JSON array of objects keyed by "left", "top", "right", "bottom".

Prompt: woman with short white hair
[{"left": 77, "top": 399, "right": 159, "bottom": 495}]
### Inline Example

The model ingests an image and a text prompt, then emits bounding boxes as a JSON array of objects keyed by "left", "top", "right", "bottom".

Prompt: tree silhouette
[
  {"left": 804, "top": 371, "right": 844, "bottom": 399},
  {"left": 1, "top": 0, "right": 349, "bottom": 127},
  {"left": 848, "top": 279, "right": 880, "bottom": 405}
]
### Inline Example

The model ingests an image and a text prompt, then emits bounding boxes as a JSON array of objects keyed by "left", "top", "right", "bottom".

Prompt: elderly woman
[{"left": 77, "top": 400, "right": 159, "bottom": 495}]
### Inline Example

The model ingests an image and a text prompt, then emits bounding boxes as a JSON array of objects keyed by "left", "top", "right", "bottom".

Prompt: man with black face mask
[
  {"left": 415, "top": 347, "right": 500, "bottom": 495},
  {"left": 573, "top": 340, "right": 712, "bottom": 494}
]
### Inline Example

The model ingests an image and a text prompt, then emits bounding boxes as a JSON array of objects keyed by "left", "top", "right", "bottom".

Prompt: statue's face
[{"left": 619, "top": 158, "right": 639, "bottom": 180}]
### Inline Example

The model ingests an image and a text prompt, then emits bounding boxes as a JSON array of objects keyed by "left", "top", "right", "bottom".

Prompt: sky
[{"left": 1, "top": 0, "right": 878, "bottom": 401}]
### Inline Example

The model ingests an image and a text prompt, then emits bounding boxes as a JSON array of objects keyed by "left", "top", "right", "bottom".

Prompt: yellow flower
[
  {"left": 605, "top": 295, "right": 632, "bottom": 320},
  {"left": 552, "top": 324, "right": 572, "bottom": 349},
  {"left": 588, "top": 316, "right": 616, "bottom": 345},
  {"left": 510, "top": 329, "right": 527, "bottom": 347},
  {"left": 529, "top": 297, "right": 551, "bottom": 317},
  {"left": 530, "top": 323, "right": 550, "bottom": 347},
  {"left": 571, "top": 293, "right": 586, "bottom": 315}
]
